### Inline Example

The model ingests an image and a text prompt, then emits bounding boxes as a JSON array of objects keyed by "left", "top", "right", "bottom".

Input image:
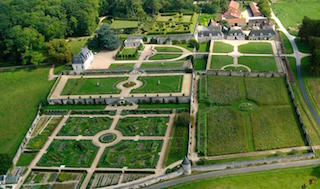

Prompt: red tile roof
[
  {"left": 226, "top": 18, "right": 246, "bottom": 24},
  {"left": 249, "top": 2, "right": 262, "bottom": 17},
  {"left": 229, "top": 0, "right": 240, "bottom": 9},
  {"left": 224, "top": 7, "right": 241, "bottom": 19}
]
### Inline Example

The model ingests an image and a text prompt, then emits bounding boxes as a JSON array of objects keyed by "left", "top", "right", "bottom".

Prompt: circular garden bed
[{"left": 99, "top": 133, "right": 117, "bottom": 144}]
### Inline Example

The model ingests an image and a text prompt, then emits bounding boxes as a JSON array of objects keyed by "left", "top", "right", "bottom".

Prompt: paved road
[
  {"left": 146, "top": 159, "right": 320, "bottom": 189},
  {"left": 271, "top": 12, "right": 320, "bottom": 127}
]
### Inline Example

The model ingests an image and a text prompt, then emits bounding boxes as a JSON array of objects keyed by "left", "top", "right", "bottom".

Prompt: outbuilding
[{"left": 72, "top": 47, "right": 94, "bottom": 72}]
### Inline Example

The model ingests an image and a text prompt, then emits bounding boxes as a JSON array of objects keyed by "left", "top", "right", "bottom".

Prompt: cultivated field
[
  {"left": 98, "top": 140, "right": 162, "bottom": 168},
  {"left": 116, "top": 116, "right": 169, "bottom": 136},
  {"left": 38, "top": 140, "right": 98, "bottom": 167},
  {"left": 58, "top": 117, "right": 113, "bottom": 136},
  {"left": 198, "top": 75, "right": 305, "bottom": 156}
]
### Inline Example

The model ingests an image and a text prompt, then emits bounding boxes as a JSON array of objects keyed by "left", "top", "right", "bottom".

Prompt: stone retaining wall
[{"left": 147, "top": 34, "right": 194, "bottom": 44}]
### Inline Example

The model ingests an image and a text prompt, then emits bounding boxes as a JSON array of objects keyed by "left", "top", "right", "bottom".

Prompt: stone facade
[{"left": 72, "top": 47, "right": 93, "bottom": 72}]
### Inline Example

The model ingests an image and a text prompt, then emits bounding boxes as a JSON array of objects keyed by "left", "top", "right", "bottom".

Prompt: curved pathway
[{"left": 271, "top": 12, "right": 320, "bottom": 127}]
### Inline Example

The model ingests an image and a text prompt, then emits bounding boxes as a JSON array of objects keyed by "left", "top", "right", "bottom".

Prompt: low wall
[
  {"left": 193, "top": 153, "right": 315, "bottom": 172},
  {"left": 147, "top": 33, "right": 194, "bottom": 44},
  {"left": 12, "top": 105, "right": 42, "bottom": 165},
  {"left": 48, "top": 96, "right": 191, "bottom": 105}
]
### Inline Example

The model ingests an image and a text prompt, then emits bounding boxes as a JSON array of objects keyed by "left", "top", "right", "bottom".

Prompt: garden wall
[
  {"left": 193, "top": 153, "right": 315, "bottom": 172},
  {"left": 147, "top": 34, "right": 194, "bottom": 44},
  {"left": 48, "top": 96, "right": 191, "bottom": 106}
]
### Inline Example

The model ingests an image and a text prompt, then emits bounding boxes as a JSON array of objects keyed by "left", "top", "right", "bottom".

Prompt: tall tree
[
  {"left": 90, "top": 24, "right": 120, "bottom": 50},
  {"left": 47, "top": 39, "right": 72, "bottom": 64}
]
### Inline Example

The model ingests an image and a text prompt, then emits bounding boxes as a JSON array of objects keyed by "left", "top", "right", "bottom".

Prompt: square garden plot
[
  {"left": 61, "top": 77, "right": 128, "bottom": 95},
  {"left": 197, "top": 75, "right": 306, "bottom": 156},
  {"left": 238, "top": 42, "right": 273, "bottom": 54},
  {"left": 131, "top": 75, "right": 184, "bottom": 94},
  {"left": 58, "top": 117, "right": 113, "bottom": 136},
  {"left": 37, "top": 140, "right": 98, "bottom": 167},
  {"left": 116, "top": 116, "right": 169, "bottom": 136},
  {"left": 98, "top": 140, "right": 162, "bottom": 169}
]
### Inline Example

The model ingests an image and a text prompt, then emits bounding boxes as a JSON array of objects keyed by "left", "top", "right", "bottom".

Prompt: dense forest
[{"left": 0, "top": 0, "right": 228, "bottom": 66}]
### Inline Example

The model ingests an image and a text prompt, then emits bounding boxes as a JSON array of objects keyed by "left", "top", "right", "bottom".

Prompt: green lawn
[
  {"left": 42, "top": 104, "right": 106, "bottom": 111},
  {"left": 280, "top": 32, "right": 294, "bottom": 54},
  {"left": 172, "top": 166, "right": 320, "bottom": 189},
  {"left": 116, "top": 117, "right": 169, "bottom": 136},
  {"left": 238, "top": 56, "right": 278, "bottom": 72},
  {"left": 295, "top": 38, "right": 311, "bottom": 53},
  {"left": 199, "top": 42, "right": 209, "bottom": 52},
  {"left": 272, "top": 0, "right": 320, "bottom": 35},
  {"left": 61, "top": 77, "right": 128, "bottom": 95},
  {"left": 194, "top": 58, "right": 207, "bottom": 71},
  {"left": 238, "top": 42, "right": 273, "bottom": 54},
  {"left": 108, "top": 63, "right": 135, "bottom": 70},
  {"left": 98, "top": 140, "right": 162, "bottom": 168},
  {"left": 67, "top": 39, "right": 88, "bottom": 55},
  {"left": 199, "top": 13, "right": 216, "bottom": 26},
  {"left": 155, "top": 47, "right": 182, "bottom": 52},
  {"left": 166, "top": 123, "right": 188, "bottom": 166},
  {"left": 149, "top": 54, "right": 182, "bottom": 60},
  {"left": 38, "top": 140, "right": 98, "bottom": 167},
  {"left": 110, "top": 20, "right": 139, "bottom": 29},
  {"left": 213, "top": 41, "right": 234, "bottom": 53},
  {"left": 224, "top": 66, "right": 249, "bottom": 72},
  {"left": 58, "top": 117, "right": 113, "bottom": 136},
  {"left": 0, "top": 67, "right": 54, "bottom": 160},
  {"left": 176, "top": 44, "right": 193, "bottom": 52},
  {"left": 140, "top": 61, "right": 184, "bottom": 69},
  {"left": 210, "top": 55, "right": 234, "bottom": 70},
  {"left": 131, "top": 75, "right": 183, "bottom": 94},
  {"left": 138, "top": 103, "right": 189, "bottom": 110}
]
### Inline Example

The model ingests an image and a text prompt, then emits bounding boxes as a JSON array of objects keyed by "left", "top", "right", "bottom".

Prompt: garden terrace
[
  {"left": 116, "top": 116, "right": 169, "bottom": 136},
  {"left": 37, "top": 140, "right": 98, "bottom": 167},
  {"left": 109, "top": 20, "right": 139, "bottom": 30},
  {"left": 197, "top": 75, "right": 305, "bottom": 156},
  {"left": 98, "top": 140, "right": 162, "bottom": 168},
  {"left": 58, "top": 117, "right": 113, "bottom": 136}
]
